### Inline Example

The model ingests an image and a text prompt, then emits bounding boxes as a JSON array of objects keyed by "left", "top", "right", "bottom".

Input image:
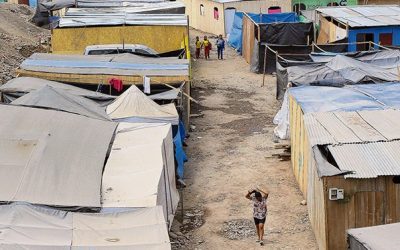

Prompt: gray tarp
[
  {"left": 0, "top": 77, "right": 115, "bottom": 105},
  {"left": 39, "top": 0, "right": 75, "bottom": 11},
  {"left": 11, "top": 86, "right": 110, "bottom": 121},
  {"left": 0, "top": 105, "right": 117, "bottom": 207},
  {"left": 20, "top": 54, "right": 189, "bottom": 77},
  {"left": 0, "top": 203, "right": 171, "bottom": 249},
  {"left": 347, "top": 222, "right": 400, "bottom": 250},
  {"left": 149, "top": 89, "right": 180, "bottom": 100}
]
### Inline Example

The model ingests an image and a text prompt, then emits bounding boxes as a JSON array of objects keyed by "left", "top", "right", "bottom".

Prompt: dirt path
[{"left": 170, "top": 29, "right": 317, "bottom": 249}]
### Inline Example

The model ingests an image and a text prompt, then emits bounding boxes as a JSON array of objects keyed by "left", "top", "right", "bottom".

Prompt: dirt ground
[
  {"left": 0, "top": 3, "right": 49, "bottom": 84},
  {"left": 170, "top": 29, "right": 318, "bottom": 249}
]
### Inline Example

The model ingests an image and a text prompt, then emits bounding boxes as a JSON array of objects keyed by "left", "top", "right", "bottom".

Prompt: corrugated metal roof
[
  {"left": 304, "top": 109, "right": 400, "bottom": 146},
  {"left": 328, "top": 141, "right": 400, "bottom": 178},
  {"left": 317, "top": 6, "right": 400, "bottom": 27},
  {"left": 58, "top": 14, "right": 188, "bottom": 28}
]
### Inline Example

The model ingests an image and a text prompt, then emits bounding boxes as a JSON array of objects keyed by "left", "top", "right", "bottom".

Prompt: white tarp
[
  {"left": 106, "top": 85, "right": 179, "bottom": 125},
  {"left": 0, "top": 105, "right": 117, "bottom": 207},
  {"left": 102, "top": 123, "right": 179, "bottom": 226},
  {"left": 11, "top": 85, "right": 110, "bottom": 121},
  {"left": 0, "top": 203, "right": 171, "bottom": 249}
]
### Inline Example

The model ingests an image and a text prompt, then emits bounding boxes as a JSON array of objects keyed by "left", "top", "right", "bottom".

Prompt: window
[
  {"left": 214, "top": 7, "right": 219, "bottom": 20},
  {"left": 379, "top": 33, "right": 393, "bottom": 46},
  {"left": 200, "top": 4, "right": 205, "bottom": 16},
  {"left": 268, "top": 6, "right": 281, "bottom": 14},
  {"left": 356, "top": 33, "right": 374, "bottom": 51}
]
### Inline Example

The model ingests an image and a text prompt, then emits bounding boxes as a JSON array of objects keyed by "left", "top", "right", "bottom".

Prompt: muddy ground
[{"left": 170, "top": 29, "right": 318, "bottom": 249}]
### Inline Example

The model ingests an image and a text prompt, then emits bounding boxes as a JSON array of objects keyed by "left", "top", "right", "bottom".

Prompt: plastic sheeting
[
  {"left": 0, "top": 203, "right": 171, "bottom": 249},
  {"left": 0, "top": 77, "right": 115, "bottom": 106},
  {"left": 106, "top": 85, "right": 179, "bottom": 125},
  {"left": 102, "top": 123, "right": 179, "bottom": 226},
  {"left": 259, "top": 22, "right": 313, "bottom": 44},
  {"left": 227, "top": 12, "right": 243, "bottom": 53},
  {"left": 0, "top": 105, "right": 117, "bottom": 207},
  {"left": 11, "top": 86, "right": 110, "bottom": 121}
]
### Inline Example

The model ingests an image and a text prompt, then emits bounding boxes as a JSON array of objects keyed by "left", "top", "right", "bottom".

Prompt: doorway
[{"left": 224, "top": 7, "right": 236, "bottom": 36}]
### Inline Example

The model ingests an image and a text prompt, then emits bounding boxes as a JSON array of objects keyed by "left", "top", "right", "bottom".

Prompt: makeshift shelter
[
  {"left": 347, "top": 223, "right": 400, "bottom": 250},
  {"left": 0, "top": 203, "right": 171, "bottom": 249},
  {"left": 67, "top": 2, "right": 185, "bottom": 14},
  {"left": 102, "top": 123, "right": 179, "bottom": 226},
  {"left": 107, "top": 85, "right": 178, "bottom": 124},
  {"left": 317, "top": 6, "right": 400, "bottom": 51},
  {"left": 51, "top": 13, "right": 189, "bottom": 56},
  {"left": 16, "top": 53, "right": 191, "bottom": 128},
  {"left": 11, "top": 85, "right": 110, "bottom": 120},
  {"left": 0, "top": 77, "right": 115, "bottom": 105},
  {"left": 239, "top": 12, "right": 313, "bottom": 73},
  {"left": 182, "top": 0, "right": 291, "bottom": 36},
  {"left": 289, "top": 84, "right": 400, "bottom": 249},
  {"left": 0, "top": 104, "right": 117, "bottom": 208},
  {"left": 276, "top": 51, "right": 400, "bottom": 100},
  {"left": 106, "top": 85, "right": 186, "bottom": 178}
]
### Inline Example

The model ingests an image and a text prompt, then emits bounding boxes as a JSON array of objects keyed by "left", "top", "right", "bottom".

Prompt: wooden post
[{"left": 262, "top": 45, "right": 267, "bottom": 87}]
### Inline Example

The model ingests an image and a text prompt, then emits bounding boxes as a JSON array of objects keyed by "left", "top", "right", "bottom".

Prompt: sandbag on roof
[
  {"left": 107, "top": 85, "right": 179, "bottom": 124},
  {"left": 0, "top": 203, "right": 171, "bottom": 249},
  {"left": 102, "top": 123, "right": 179, "bottom": 226},
  {"left": 0, "top": 77, "right": 115, "bottom": 105},
  {"left": 0, "top": 105, "right": 117, "bottom": 207},
  {"left": 11, "top": 85, "right": 109, "bottom": 121}
]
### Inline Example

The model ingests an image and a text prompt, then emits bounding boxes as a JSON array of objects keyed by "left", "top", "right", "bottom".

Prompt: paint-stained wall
[{"left": 52, "top": 25, "right": 188, "bottom": 55}]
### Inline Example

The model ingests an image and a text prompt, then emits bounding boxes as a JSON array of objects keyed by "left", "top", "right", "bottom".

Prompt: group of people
[{"left": 195, "top": 35, "right": 225, "bottom": 60}]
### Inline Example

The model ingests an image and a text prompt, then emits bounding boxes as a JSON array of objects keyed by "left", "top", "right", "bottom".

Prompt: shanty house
[
  {"left": 51, "top": 13, "right": 190, "bottom": 55},
  {"left": 317, "top": 6, "right": 400, "bottom": 51},
  {"left": 289, "top": 84, "right": 400, "bottom": 249},
  {"left": 292, "top": 0, "right": 357, "bottom": 12},
  {"left": 181, "top": 0, "right": 291, "bottom": 36}
]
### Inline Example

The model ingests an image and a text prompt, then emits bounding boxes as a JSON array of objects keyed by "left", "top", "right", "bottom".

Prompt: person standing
[
  {"left": 202, "top": 36, "right": 211, "bottom": 60},
  {"left": 246, "top": 188, "right": 269, "bottom": 246},
  {"left": 195, "top": 36, "right": 202, "bottom": 59},
  {"left": 216, "top": 34, "right": 225, "bottom": 60}
]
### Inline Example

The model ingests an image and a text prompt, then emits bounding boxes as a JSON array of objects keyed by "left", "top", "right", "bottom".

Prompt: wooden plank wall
[
  {"left": 325, "top": 176, "right": 400, "bottom": 249},
  {"left": 242, "top": 14, "right": 255, "bottom": 64},
  {"left": 52, "top": 25, "right": 188, "bottom": 55},
  {"left": 289, "top": 95, "right": 309, "bottom": 196}
]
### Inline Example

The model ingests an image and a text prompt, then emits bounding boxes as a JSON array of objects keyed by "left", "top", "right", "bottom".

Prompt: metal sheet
[
  {"left": 358, "top": 109, "right": 400, "bottom": 140},
  {"left": 303, "top": 113, "right": 337, "bottom": 146},
  {"left": 317, "top": 6, "right": 400, "bottom": 27},
  {"left": 328, "top": 141, "right": 400, "bottom": 178}
]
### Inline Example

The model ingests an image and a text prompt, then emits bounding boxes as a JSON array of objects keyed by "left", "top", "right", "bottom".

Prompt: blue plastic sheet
[
  {"left": 174, "top": 121, "right": 187, "bottom": 179},
  {"left": 228, "top": 12, "right": 243, "bottom": 53},
  {"left": 228, "top": 12, "right": 299, "bottom": 53},
  {"left": 289, "top": 83, "right": 400, "bottom": 114}
]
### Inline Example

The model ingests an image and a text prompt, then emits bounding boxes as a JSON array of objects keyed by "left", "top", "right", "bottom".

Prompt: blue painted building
[{"left": 316, "top": 6, "right": 400, "bottom": 51}]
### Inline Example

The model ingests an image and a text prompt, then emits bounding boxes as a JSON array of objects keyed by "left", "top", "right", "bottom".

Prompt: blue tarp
[
  {"left": 228, "top": 12, "right": 299, "bottom": 53},
  {"left": 174, "top": 120, "right": 187, "bottom": 179},
  {"left": 228, "top": 12, "right": 243, "bottom": 53},
  {"left": 289, "top": 83, "right": 400, "bottom": 114}
]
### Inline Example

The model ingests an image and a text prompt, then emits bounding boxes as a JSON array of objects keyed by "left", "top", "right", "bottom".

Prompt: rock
[
  {"left": 300, "top": 200, "right": 307, "bottom": 205},
  {"left": 169, "top": 232, "right": 179, "bottom": 239}
]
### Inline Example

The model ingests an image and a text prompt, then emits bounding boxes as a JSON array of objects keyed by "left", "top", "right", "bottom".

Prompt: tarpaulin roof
[
  {"left": 316, "top": 6, "right": 400, "bottom": 28},
  {"left": 289, "top": 83, "right": 400, "bottom": 113},
  {"left": 304, "top": 109, "right": 400, "bottom": 178},
  {"left": 58, "top": 14, "right": 188, "bottom": 27},
  {"left": 0, "top": 77, "right": 115, "bottom": 105},
  {"left": 281, "top": 55, "right": 400, "bottom": 87},
  {"left": 39, "top": 0, "right": 75, "bottom": 11},
  {"left": 0, "top": 203, "right": 171, "bottom": 249},
  {"left": 149, "top": 88, "right": 180, "bottom": 100},
  {"left": 248, "top": 12, "right": 299, "bottom": 24},
  {"left": 347, "top": 222, "right": 400, "bottom": 250},
  {"left": 0, "top": 105, "right": 117, "bottom": 207},
  {"left": 20, "top": 53, "right": 189, "bottom": 77},
  {"left": 66, "top": 2, "right": 185, "bottom": 16},
  {"left": 102, "top": 123, "right": 179, "bottom": 225},
  {"left": 11, "top": 85, "right": 110, "bottom": 121},
  {"left": 309, "top": 49, "right": 400, "bottom": 65},
  {"left": 76, "top": 0, "right": 165, "bottom": 8},
  {"left": 106, "top": 85, "right": 179, "bottom": 124}
]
